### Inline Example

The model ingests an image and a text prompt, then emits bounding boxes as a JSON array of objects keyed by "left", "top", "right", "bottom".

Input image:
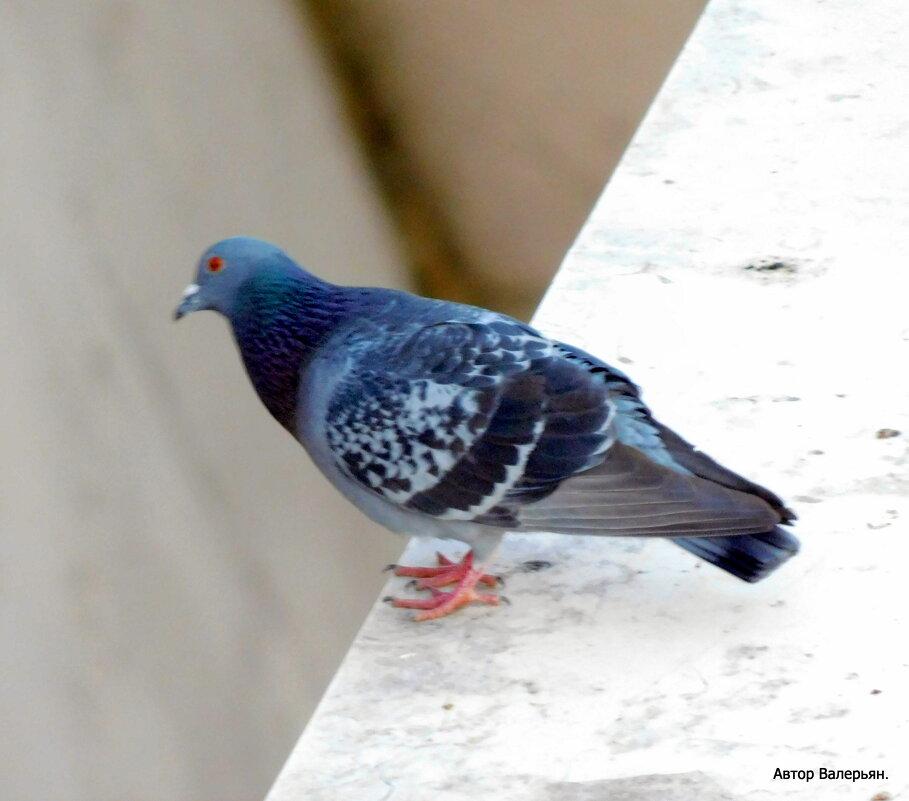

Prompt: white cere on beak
[{"left": 182, "top": 283, "right": 200, "bottom": 298}]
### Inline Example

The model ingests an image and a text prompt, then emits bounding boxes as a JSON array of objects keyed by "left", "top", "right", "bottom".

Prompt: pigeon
[{"left": 176, "top": 237, "right": 799, "bottom": 621}]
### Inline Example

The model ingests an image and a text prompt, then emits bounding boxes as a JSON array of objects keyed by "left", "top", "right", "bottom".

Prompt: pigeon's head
[{"left": 175, "top": 237, "right": 293, "bottom": 320}]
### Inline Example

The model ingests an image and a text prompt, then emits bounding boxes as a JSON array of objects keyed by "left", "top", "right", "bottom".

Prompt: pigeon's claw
[
  {"left": 388, "top": 584, "right": 502, "bottom": 622},
  {"left": 391, "top": 551, "right": 500, "bottom": 588},
  {"left": 386, "top": 550, "right": 502, "bottom": 621}
]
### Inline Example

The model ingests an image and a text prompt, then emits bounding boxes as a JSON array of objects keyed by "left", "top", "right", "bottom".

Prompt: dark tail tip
[{"left": 673, "top": 527, "right": 800, "bottom": 583}]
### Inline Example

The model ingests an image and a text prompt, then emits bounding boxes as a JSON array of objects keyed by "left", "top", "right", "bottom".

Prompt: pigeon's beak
[{"left": 174, "top": 283, "right": 204, "bottom": 320}]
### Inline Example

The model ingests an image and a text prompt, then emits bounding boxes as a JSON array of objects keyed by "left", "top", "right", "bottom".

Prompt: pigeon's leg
[
  {"left": 389, "top": 551, "right": 499, "bottom": 588},
  {"left": 387, "top": 551, "right": 501, "bottom": 621}
]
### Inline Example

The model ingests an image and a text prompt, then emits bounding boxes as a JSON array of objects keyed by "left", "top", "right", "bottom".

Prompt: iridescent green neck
[{"left": 230, "top": 272, "right": 352, "bottom": 431}]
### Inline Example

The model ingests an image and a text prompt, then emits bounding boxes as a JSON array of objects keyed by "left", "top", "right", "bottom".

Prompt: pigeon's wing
[
  {"left": 323, "top": 318, "right": 785, "bottom": 537},
  {"left": 323, "top": 319, "right": 613, "bottom": 527},
  {"left": 531, "top": 340, "right": 798, "bottom": 580},
  {"left": 552, "top": 341, "right": 796, "bottom": 522},
  {"left": 514, "top": 439, "right": 782, "bottom": 537}
]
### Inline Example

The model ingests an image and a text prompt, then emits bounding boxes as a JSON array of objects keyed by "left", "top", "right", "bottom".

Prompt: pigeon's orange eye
[{"left": 207, "top": 256, "right": 225, "bottom": 273}]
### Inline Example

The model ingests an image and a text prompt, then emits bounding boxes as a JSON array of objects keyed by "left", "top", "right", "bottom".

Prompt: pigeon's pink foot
[
  {"left": 385, "top": 551, "right": 502, "bottom": 621},
  {"left": 390, "top": 551, "right": 499, "bottom": 588}
]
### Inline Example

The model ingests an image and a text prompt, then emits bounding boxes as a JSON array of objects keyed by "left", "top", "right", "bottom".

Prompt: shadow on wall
[
  {"left": 309, "top": 0, "right": 707, "bottom": 318},
  {"left": 0, "top": 1, "right": 702, "bottom": 800}
]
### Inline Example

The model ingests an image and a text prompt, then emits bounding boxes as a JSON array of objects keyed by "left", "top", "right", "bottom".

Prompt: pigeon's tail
[{"left": 673, "top": 527, "right": 800, "bottom": 583}]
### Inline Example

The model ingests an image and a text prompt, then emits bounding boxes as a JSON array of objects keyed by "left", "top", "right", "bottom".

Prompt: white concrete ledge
[{"left": 266, "top": 1, "right": 909, "bottom": 798}]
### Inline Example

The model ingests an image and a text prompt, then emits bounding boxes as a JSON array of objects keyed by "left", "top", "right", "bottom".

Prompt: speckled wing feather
[
  {"left": 323, "top": 317, "right": 788, "bottom": 540},
  {"left": 324, "top": 319, "right": 614, "bottom": 526}
]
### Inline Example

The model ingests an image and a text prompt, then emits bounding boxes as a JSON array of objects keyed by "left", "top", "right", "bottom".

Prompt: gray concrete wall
[{"left": 1, "top": 2, "right": 404, "bottom": 800}]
